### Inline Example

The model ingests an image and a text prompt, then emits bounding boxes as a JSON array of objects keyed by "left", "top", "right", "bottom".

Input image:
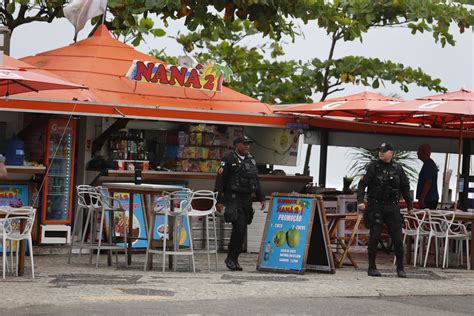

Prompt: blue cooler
[{"left": 5, "top": 135, "right": 24, "bottom": 166}]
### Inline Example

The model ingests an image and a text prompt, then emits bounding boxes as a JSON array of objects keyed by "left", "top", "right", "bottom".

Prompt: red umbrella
[
  {"left": 0, "top": 65, "right": 84, "bottom": 97},
  {"left": 371, "top": 89, "right": 474, "bottom": 126},
  {"left": 277, "top": 91, "right": 402, "bottom": 119},
  {"left": 373, "top": 88, "right": 474, "bottom": 209}
]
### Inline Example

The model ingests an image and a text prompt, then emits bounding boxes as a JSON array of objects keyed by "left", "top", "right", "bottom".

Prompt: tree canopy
[{"left": 1, "top": 1, "right": 472, "bottom": 103}]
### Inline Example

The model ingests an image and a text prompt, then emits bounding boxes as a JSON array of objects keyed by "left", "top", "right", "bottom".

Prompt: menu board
[
  {"left": 0, "top": 184, "right": 30, "bottom": 252},
  {"left": 257, "top": 193, "right": 316, "bottom": 274},
  {"left": 0, "top": 184, "right": 29, "bottom": 207}
]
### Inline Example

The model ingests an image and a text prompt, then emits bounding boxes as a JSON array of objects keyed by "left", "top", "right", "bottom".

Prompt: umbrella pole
[
  {"left": 303, "top": 144, "right": 312, "bottom": 176},
  {"left": 440, "top": 153, "right": 449, "bottom": 209},
  {"left": 454, "top": 119, "right": 464, "bottom": 209}
]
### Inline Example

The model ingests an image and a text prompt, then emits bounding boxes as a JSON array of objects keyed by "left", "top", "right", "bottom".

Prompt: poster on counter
[
  {"left": 111, "top": 188, "right": 191, "bottom": 248},
  {"left": 0, "top": 184, "right": 29, "bottom": 207},
  {"left": 112, "top": 192, "right": 148, "bottom": 248},
  {"left": 0, "top": 184, "right": 30, "bottom": 253},
  {"left": 257, "top": 193, "right": 316, "bottom": 274}
]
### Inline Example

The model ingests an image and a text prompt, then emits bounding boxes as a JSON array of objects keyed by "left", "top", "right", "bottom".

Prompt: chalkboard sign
[
  {"left": 257, "top": 193, "right": 335, "bottom": 274},
  {"left": 257, "top": 193, "right": 317, "bottom": 274},
  {"left": 306, "top": 197, "right": 335, "bottom": 273}
]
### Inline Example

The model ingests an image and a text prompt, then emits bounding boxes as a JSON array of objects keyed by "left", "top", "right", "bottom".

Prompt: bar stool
[
  {"left": 187, "top": 190, "right": 218, "bottom": 272},
  {"left": 68, "top": 185, "right": 99, "bottom": 264},
  {"left": 94, "top": 187, "right": 128, "bottom": 268},
  {"left": 144, "top": 189, "right": 195, "bottom": 272},
  {"left": 68, "top": 186, "right": 128, "bottom": 267}
]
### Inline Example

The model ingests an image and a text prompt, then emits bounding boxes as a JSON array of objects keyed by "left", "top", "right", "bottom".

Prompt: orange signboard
[{"left": 127, "top": 60, "right": 232, "bottom": 93}]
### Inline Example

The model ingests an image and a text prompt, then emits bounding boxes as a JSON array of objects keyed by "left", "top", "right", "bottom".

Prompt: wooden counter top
[
  {"left": 6, "top": 166, "right": 46, "bottom": 174},
  {"left": 106, "top": 170, "right": 312, "bottom": 183}
]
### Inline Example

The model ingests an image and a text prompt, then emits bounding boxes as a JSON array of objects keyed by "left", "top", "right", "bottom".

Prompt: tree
[
  {"left": 0, "top": 0, "right": 314, "bottom": 43},
  {"left": 152, "top": 20, "right": 315, "bottom": 104},
  {"left": 155, "top": 1, "right": 472, "bottom": 105}
]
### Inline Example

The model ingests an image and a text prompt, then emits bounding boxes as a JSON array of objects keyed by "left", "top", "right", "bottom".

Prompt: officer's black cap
[
  {"left": 378, "top": 142, "right": 394, "bottom": 152},
  {"left": 234, "top": 135, "right": 253, "bottom": 144}
]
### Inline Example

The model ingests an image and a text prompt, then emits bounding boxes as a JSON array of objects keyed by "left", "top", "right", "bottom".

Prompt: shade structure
[
  {"left": 13, "top": 25, "right": 289, "bottom": 127},
  {"left": 276, "top": 91, "right": 401, "bottom": 119},
  {"left": 0, "top": 61, "right": 83, "bottom": 96},
  {"left": 371, "top": 89, "right": 474, "bottom": 126},
  {"left": 372, "top": 88, "right": 474, "bottom": 209}
]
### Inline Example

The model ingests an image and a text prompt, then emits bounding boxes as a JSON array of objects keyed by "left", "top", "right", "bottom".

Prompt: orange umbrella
[
  {"left": 373, "top": 88, "right": 474, "bottom": 209},
  {"left": 0, "top": 65, "right": 84, "bottom": 96},
  {"left": 277, "top": 91, "right": 401, "bottom": 119},
  {"left": 371, "top": 89, "right": 474, "bottom": 126}
]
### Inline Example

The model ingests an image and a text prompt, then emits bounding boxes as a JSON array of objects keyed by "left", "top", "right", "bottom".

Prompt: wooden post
[
  {"left": 461, "top": 138, "right": 471, "bottom": 209},
  {"left": 318, "top": 130, "right": 328, "bottom": 187}
]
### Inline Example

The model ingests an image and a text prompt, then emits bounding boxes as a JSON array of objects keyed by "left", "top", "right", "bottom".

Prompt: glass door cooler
[{"left": 41, "top": 118, "right": 77, "bottom": 225}]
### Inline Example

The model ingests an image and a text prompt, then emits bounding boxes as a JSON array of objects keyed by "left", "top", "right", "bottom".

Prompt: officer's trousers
[
  {"left": 226, "top": 195, "right": 253, "bottom": 259},
  {"left": 367, "top": 204, "right": 404, "bottom": 262}
]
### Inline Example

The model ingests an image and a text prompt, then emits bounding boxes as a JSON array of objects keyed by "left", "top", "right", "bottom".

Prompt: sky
[{"left": 8, "top": 9, "right": 474, "bottom": 199}]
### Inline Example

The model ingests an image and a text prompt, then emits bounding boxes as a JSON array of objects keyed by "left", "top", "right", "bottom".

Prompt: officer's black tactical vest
[
  {"left": 229, "top": 152, "right": 259, "bottom": 194},
  {"left": 371, "top": 161, "right": 402, "bottom": 203}
]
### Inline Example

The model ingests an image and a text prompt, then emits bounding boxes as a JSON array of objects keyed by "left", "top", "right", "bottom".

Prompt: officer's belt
[
  {"left": 230, "top": 192, "right": 252, "bottom": 198},
  {"left": 373, "top": 200, "right": 398, "bottom": 205}
]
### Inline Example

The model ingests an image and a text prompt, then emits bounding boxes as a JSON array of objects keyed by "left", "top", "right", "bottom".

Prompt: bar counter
[
  {"left": 102, "top": 170, "right": 313, "bottom": 196},
  {"left": 5, "top": 165, "right": 46, "bottom": 181}
]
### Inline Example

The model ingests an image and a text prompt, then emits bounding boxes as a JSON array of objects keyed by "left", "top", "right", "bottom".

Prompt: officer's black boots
[
  {"left": 234, "top": 257, "right": 243, "bottom": 271},
  {"left": 225, "top": 256, "right": 238, "bottom": 271},
  {"left": 225, "top": 253, "right": 242, "bottom": 271},
  {"left": 396, "top": 257, "right": 407, "bottom": 278},
  {"left": 368, "top": 254, "right": 382, "bottom": 277}
]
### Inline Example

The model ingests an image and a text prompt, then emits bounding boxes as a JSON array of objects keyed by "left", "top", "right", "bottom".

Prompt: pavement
[{"left": 1, "top": 250, "right": 473, "bottom": 314}]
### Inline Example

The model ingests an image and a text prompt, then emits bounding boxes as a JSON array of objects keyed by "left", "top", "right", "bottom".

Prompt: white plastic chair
[
  {"left": 423, "top": 210, "right": 454, "bottom": 268},
  {"left": 144, "top": 189, "right": 195, "bottom": 272},
  {"left": 2, "top": 207, "right": 36, "bottom": 279},
  {"left": 443, "top": 218, "right": 470, "bottom": 269},
  {"left": 187, "top": 190, "right": 218, "bottom": 272},
  {"left": 395, "top": 210, "right": 428, "bottom": 267}
]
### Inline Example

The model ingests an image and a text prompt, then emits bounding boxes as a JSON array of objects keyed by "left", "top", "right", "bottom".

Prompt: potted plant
[{"left": 343, "top": 176, "right": 354, "bottom": 193}]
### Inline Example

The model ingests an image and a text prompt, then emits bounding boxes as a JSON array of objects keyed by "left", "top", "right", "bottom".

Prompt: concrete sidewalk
[{"left": 1, "top": 251, "right": 473, "bottom": 311}]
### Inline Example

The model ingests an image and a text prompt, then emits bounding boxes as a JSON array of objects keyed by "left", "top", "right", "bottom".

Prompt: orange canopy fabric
[
  {"left": 276, "top": 91, "right": 401, "bottom": 118},
  {"left": 13, "top": 25, "right": 288, "bottom": 127},
  {"left": 371, "top": 89, "right": 474, "bottom": 126},
  {"left": 0, "top": 63, "right": 83, "bottom": 96}
]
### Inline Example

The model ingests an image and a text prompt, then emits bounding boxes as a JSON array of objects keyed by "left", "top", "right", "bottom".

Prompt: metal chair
[
  {"left": 144, "top": 189, "right": 195, "bottom": 272},
  {"left": 1, "top": 207, "right": 36, "bottom": 278},
  {"left": 69, "top": 185, "right": 128, "bottom": 267},
  {"left": 68, "top": 185, "right": 100, "bottom": 264},
  {"left": 94, "top": 186, "right": 128, "bottom": 268},
  {"left": 187, "top": 190, "right": 218, "bottom": 272}
]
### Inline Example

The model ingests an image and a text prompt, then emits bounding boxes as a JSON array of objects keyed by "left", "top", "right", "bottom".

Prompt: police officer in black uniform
[
  {"left": 357, "top": 142, "right": 413, "bottom": 278},
  {"left": 215, "top": 135, "right": 266, "bottom": 271}
]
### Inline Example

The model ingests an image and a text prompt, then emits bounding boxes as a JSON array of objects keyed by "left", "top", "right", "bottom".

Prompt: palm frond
[{"left": 346, "top": 148, "right": 420, "bottom": 184}]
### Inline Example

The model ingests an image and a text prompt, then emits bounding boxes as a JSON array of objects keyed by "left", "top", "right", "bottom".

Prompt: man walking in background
[{"left": 416, "top": 144, "right": 439, "bottom": 209}]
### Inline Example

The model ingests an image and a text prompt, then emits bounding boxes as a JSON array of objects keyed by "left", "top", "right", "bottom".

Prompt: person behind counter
[
  {"left": 215, "top": 135, "right": 266, "bottom": 271},
  {"left": 357, "top": 142, "right": 413, "bottom": 278},
  {"left": 416, "top": 144, "right": 439, "bottom": 209},
  {"left": 0, "top": 154, "right": 7, "bottom": 179}
]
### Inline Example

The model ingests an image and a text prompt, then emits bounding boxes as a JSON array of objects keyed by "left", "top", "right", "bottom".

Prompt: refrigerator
[{"left": 41, "top": 118, "right": 77, "bottom": 225}]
